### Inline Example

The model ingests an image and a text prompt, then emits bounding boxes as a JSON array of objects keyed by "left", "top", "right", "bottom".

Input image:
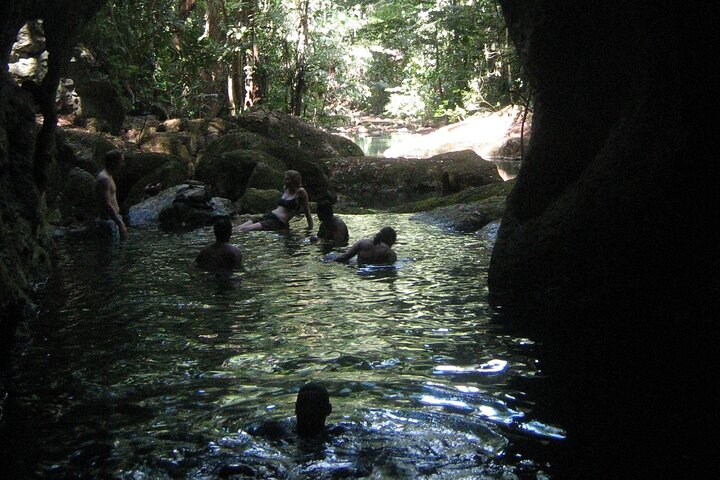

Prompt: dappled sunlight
[{"left": 384, "top": 105, "right": 530, "bottom": 159}]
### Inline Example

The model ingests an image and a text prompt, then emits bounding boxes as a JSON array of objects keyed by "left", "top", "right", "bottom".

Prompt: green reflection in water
[{"left": 8, "top": 214, "right": 559, "bottom": 479}]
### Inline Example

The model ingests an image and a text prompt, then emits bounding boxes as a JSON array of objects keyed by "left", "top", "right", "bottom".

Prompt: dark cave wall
[
  {"left": 1, "top": 0, "right": 107, "bottom": 415},
  {"left": 491, "top": 1, "right": 716, "bottom": 477},
  {"left": 1, "top": 0, "right": 108, "bottom": 310}
]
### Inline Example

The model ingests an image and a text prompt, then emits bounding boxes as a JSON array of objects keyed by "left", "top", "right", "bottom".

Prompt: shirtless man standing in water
[{"left": 94, "top": 149, "right": 127, "bottom": 241}]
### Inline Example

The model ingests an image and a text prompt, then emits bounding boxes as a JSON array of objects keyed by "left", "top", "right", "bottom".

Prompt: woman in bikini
[{"left": 238, "top": 170, "right": 313, "bottom": 232}]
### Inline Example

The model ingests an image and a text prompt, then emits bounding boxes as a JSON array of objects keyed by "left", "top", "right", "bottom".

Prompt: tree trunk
[{"left": 289, "top": 0, "right": 309, "bottom": 116}]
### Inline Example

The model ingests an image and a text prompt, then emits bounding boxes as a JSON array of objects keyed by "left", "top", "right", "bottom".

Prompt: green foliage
[{"left": 78, "top": 0, "right": 527, "bottom": 123}]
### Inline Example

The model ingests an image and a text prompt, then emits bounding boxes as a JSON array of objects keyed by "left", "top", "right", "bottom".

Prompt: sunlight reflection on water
[{"left": 9, "top": 214, "right": 562, "bottom": 479}]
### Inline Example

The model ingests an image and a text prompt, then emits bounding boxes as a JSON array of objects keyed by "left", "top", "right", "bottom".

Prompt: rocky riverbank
[{"left": 49, "top": 108, "right": 516, "bottom": 235}]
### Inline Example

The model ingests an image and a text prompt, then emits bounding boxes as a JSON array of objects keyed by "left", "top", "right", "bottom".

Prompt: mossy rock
[
  {"left": 202, "top": 130, "right": 276, "bottom": 158},
  {"left": 124, "top": 159, "right": 189, "bottom": 210},
  {"left": 237, "top": 188, "right": 281, "bottom": 213},
  {"left": 56, "top": 127, "right": 116, "bottom": 174},
  {"left": 116, "top": 152, "right": 187, "bottom": 208},
  {"left": 140, "top": 131, "right": 194, "bottom": 169},
  {"left": 325, "top": 152, "right": 503, "bottom": 209},
  {"left": 390, "top": 179, "right": 515, "bottom": 213},
  {"left": 57, "top": 167, "right": 96, "bottom": 224},
  {"left": 195, "top": 149, "right": 278, "bottom": 201},
  {"left": 246, "top": 157, "right": 286, "bottom": 191},
  {"left": 75, "top": 79, "right": 125, "bottom": 135},
  {"left": 235, "top": 109, "right": 363, "bottom": 158}
]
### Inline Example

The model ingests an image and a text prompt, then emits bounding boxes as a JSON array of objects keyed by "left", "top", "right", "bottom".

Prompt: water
[
  {"left": 348, "top": 134, "right": 521, "bottom": 180},
  {"left": 5, "top": 214, "right": 561, "bottom": 479},
  {"left": 350, "top": 132, "right": 418, "bottom": 157}
]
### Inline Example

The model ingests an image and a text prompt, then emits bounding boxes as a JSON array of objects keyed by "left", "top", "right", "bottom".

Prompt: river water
[
  {"left": 348, "top": 133, "right": 521, "bottom": 181},
  {"left": 5, "top": 214, "right": 561, "bottom": 479}
]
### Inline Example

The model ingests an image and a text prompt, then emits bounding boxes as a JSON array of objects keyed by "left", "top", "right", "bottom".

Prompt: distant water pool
[
  {"left": 350, "top": 132, "right": 420, "bottom": 157},
  {"left": 348, "top": 134, "right": 521, "bottom": 180},
  {"left": 5, "top": 214, "right": 561, "bottom": 478}
]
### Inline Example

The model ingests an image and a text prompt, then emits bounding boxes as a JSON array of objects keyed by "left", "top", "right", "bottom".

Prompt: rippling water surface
[{"left": 7, "top": 214, "right": 561, "bottom": 479}]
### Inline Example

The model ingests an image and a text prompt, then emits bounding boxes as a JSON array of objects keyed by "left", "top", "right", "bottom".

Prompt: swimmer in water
[
  {"left": 333, "top": 226, "right": 397, "bottom": 266},
  {"left": 311, "top": 201, "right": 349, "bottom": 245},
  {"left": 248, "top": 382, "right": 333, "bottom": 440},
  {"left": 196, "top": 218, "right": 243, "bottom": 270}
]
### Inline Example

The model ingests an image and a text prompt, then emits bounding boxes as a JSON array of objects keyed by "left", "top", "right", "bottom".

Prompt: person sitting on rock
[
  {"left": 311, "top": 202, "right": 349, "bottom": 245},
  {"left": 196, "top": 218, "right": 243, "bottom": 271},
  {"left": 238, "top": 170, "right": 313, "bottom": 232},
  {"left": 333, "top": 226, "right": 397, "bottom": 266}
]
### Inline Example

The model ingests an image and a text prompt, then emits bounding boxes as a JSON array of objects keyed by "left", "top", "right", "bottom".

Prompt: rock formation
[{"left": 489, "top": 1, "right": 716, "bottom": 478}]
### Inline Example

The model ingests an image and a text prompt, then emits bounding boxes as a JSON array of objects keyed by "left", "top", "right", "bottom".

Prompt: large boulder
[
  {"left": 128, "top": 184, "right": 185, "bottom": 227},
  {"left": 123, "top": 157, "right": 188, "bottom": 210},
  {"left": 128, "top": 182, "right": 234, "bottom": 230},
  {"left": 402, "top": 181, "right": 514, "bottom": 232},
  {"left": 237, "top": 187, "right": 281, "bottom": 214},
  {"left": 139, "top": 131, "right": 196, "bottom": 171},
  {"left": 56, "top": 127, "right": 117, "bottom": 174},
  {"left": 194, "top": 148, "right": 282, "bottom": 201},
  {"left": 410, "top": 202, "right": 494, "bottom": 233},
  {"left": 324, "top": 150, "right": 502, "bottom": 209},
  {"left": 235, "top": 109, "right": 363, "bottom": 158},
  {"left": 158, "top": 196, "right": 235, "bottom": 232},
  {"left": 47, "top": 128, "right": 117, "bottom": 217},
  {"left": 232, "top": 110, "right": 362, "bottom": 203},
  {"left": 56, "top": 167, "right": 96, "bottom": 224},
  {"left": 74, "top": 79, "right": 125, "bottom": 135},
  {"left": 489, "top": 1, "right": 715, "bottom": 478},
  {"left": 115, "top": 152, "right": 188, "bottom": 211}
]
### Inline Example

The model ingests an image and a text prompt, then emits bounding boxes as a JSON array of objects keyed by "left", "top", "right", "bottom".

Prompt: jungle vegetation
[{"left": 78, "top": 0, "right": 526, "bottom": 124}]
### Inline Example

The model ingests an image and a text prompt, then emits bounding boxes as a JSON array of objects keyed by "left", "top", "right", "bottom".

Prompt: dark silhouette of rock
[
  {"left": 489, "top": 2, "right": 716, "bottom": 478},
  {"left": 195, "top": 147, "right": 283, "bottom": 201},
  {"left": 324, "top": 150, "right": 502, "bottom": 209},
  {"left": 57, "top": 167, "right": 96, "bottom": 224},
  {"left": 75, "top": 80, "right": 125, "bottom": 135}
]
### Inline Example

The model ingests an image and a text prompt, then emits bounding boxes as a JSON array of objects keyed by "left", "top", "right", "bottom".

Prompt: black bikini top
[{"left": 278, "top": 195, "right": 300, "bottom": 211}]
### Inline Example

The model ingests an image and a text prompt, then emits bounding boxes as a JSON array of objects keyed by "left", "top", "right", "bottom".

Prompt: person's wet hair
[
  {"left": 373, "top": 226, "right": 396, "bottom": 246},
  {"left": 104, "top": 149, "right": 124, "bottom": 169},
  {"left": 295, "top": 382, "right": 332, "bottom": 438},
  {"left": 316, "top": 202, "right": 334, "bottom": 220},
  {"left": 285, "top": 170, "right": 302, "bottom": 189},
  {"left": 213, "top": 218, "right": 232, "bottom": 242}
]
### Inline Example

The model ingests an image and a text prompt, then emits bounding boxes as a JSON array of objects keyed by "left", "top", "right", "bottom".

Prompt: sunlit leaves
[{"left": 77, "top": 0, "right": 524, "bottom": 122}]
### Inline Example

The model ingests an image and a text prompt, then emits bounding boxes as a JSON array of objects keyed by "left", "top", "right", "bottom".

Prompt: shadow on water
[{"left": 3, "top": 214, "right": 562, "bottom": 479}]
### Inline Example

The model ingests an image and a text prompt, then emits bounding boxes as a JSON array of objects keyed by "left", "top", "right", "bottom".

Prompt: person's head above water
[
  {"left": 316, "top": 202, "right": 334, "bottom": 222},
  {"left": 213, "top": 218, "right": 233, "bottom": 243},
  {"left": 295, "top": 382, "right": 332, "bottom": 438},
  {"left": 373, "top": 226, "right": 396, "bottom": 247}
]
